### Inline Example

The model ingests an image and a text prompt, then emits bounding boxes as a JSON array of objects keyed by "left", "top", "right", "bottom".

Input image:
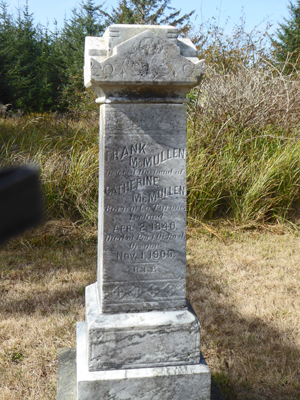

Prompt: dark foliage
[
  {"left": 272, "top": 1, "right": 300, "bottom": 72},
  {"left": 102, "top": 0, "right": 194, "bottom": 35},
  {"left": 0, "top": 2, "right": 62, "bottom": 111},
  {"left": 0, "top": 0, "right": 194, "bottom": 113}
]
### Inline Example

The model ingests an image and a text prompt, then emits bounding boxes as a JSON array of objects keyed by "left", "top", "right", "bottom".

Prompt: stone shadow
[{"left": 187, "top": 263, "right": 300, "bottom": 400}]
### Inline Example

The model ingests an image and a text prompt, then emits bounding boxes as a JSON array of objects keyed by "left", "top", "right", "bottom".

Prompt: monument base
[
  {"left": 86, "top": 283, "right": 202, "bottom": 371},
  {"left": 56, "top": 348, "right": 223, "bottom": 400},
  {"left": 76, "top": 321, "right": 211, "bottom": 400}
]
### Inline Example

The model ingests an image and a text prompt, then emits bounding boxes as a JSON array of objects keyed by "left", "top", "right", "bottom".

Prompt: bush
[{"left": 187, "top": 62, "right": 300, "bottom": 222}]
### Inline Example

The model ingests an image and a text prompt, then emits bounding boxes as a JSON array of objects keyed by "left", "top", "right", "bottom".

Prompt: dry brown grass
[
  {"left": 187, "top": 222, "right": 300, "bottom": 399},
  {"left": 192, "top": 65, "right": 300, "bottom": 137},
  {"left": 0, "top": 221, "right": 97, "bottom": 400},
  {"left": 0, "top": 221, "right": 300, "bottom": 399}
]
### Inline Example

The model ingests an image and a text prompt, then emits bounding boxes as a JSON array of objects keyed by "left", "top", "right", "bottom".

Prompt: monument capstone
[{"left": 57, "top": 23, "right": 211, "bottom": 400}]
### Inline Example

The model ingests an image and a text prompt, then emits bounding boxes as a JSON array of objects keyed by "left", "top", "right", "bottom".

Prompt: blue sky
[{"left": 6, "top": 0, "right": 291, "bottom": 37}]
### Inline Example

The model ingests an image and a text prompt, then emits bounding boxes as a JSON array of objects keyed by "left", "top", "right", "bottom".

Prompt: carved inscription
[
  {"left": 100, "top": 107, "right": 187, "bottom": 312},
  {"left": 102, "top": 132, "right": 185, "bottom": 277}
]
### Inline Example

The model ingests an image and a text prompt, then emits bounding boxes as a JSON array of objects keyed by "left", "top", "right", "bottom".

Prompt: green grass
[
  {"left": 2, "top": 62, "right": 300, "bottom": 225},
  {"left": 0, "top": 113, "right": 99, "bottom": 225},
  {"left": 186, "top": 63, "right": 300, "bottom": 223},
  {"left": 187, "top": 128, "right": 300, "bottom": 222}
]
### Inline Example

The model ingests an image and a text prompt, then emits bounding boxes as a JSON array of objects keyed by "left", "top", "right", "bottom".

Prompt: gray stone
[
  {"left": 84, "top": 25, "right": 204, "bottom": 103},
  {"left": 77, "top": 322, "right": 211, "bottom": 400},
  {"left": 56, "top": 348, "right": 223, "bottom": 400},
  {"left": 86, "top": 283, "right": 201, "bottom": 371},
  {"left": 98, "top": 103, "right": 187, "bottom": 313},
  {"left": 56, "top": 348, "right": 77, "bottom": 400},
  {"left": 56, "top": 24, "right": 210, "bottom": 400}
]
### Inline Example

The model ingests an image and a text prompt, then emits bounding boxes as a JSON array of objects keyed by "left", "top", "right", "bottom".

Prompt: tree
[
  {"left": 272, "top": 1, "right": 300, "bottom": 70},
  {"left": 192, "top": 14, "right": 271, "bottom": 74},
  {"left": 103, "top": 0, "right": 195, "bottom": 35},
  {"left": 0, "top": 1, "right": 65, "bottom": 111},
  {"left": 0, "top": 1, "right": 48, "bottom": 111},
  {"left": 0, "top": 1, "right": 14, "bottom": 106},
  {"left": 102, "top": 0, "right": 136, "bottom": 25},
  {"left": 58, "top": 0, "right": 105, "bottom": 78},
  {"left": 36, "top": 26, "right": 64, "bottom": 110},
  {"left": 57, "top": 0, "right": 106, "bottom": 109},
  {"left": 0, "top": 0, "right": 106, "bottom": 112}
]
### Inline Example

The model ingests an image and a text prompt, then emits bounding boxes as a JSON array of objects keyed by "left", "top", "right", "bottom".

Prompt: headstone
[{"left": 72, "top": 24, "right": 210, "bottom": 399}]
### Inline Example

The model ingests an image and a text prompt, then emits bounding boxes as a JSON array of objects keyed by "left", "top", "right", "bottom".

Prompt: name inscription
[{"left": 102, "top": 132, "right": 186, "bottom": 291}]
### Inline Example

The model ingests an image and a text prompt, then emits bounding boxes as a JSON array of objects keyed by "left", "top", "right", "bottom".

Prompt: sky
[{"left": 5, "top": 0, "right": 292, "bottom": 37}]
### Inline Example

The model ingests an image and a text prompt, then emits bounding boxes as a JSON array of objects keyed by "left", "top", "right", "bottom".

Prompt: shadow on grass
[
  {"left": 1, "top": 285, "right": 87, "bottom": 315},
  {"left": 1, "top": 232, "right": 299, "bottom": 400},
  {"left": 0, "top": 232, "right": 97, "bottom": 316},
  {"left": 187, "top": 264, "right": 300, "bottom": 400}
]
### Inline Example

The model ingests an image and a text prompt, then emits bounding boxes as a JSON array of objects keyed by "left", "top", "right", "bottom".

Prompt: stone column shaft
[{"left": 98, "top": 103, "right": 187, "bottom": 313}]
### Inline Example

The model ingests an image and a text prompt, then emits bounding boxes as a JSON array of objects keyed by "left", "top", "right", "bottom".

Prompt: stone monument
[{"left": 58, "top": 24, "right": 211, "bottom": 400}]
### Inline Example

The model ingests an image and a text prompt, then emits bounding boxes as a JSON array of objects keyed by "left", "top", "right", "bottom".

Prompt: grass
[
  {"left": 0, "top": 221, "right": 97, "bottom": 400},
  {"left": 3, "top": 61, "right": 300, "bottom": 225},
  {"left": 187, "top": 63, "right": 300, "bottom": 223},
  {"left": 0, "top": 222, "right": 300, "bottom": 399},
  {"left": 187, "top": 221, "right": 300, "bottom": 399},
  {"left": 0, "top": 112, "right": 99, "bottom": 224},
  {"left": 187, "top": 130, "right": 300, "bottom": 222},
  {"left": 1, "top": 54, "right": 300, "bottom": 399}
]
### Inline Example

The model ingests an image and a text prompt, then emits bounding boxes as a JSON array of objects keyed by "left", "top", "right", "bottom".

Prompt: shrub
[{"left": 187, "top": 62, "right": 300, "bottom": 222}]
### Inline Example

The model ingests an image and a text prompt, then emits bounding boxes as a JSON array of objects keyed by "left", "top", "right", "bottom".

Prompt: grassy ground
[
  {"left": 0, "top": 221, "right": 299, "bottom": 400},
  {"left": 187, "top": 222, "right": 300, "bottom": 399},
  {"left": 1, "top": 61, "right": 300, "bottom": 399},
  {"left": 0, "top": 113, "right": 99, "bottom": 224},
  {"left": 0, "top": 221, "right": 97, "bottom": 400}
]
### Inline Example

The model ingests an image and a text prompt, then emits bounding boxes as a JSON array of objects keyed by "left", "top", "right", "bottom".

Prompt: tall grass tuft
[
  {"left": 187, "top": 63, "right": 300, "bottom": 223},
  {"left": 0, "top": 113, "right": 99, "bottom": 225},
  {"left": 187, "top": 131, "right": 300, "bottom": 221}
]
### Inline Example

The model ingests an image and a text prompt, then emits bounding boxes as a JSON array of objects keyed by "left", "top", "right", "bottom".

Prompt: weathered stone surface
[
  {"left": 98, "top": 103, "right": 187, "bottom": 313},
  {"left": 104, "top": 25, "right": 179, "bottom": 57},
  {"left": 90, "top": 31, "right": 202, "bottom": 84},
  {"left": 56, "top": 348, "right": 77, "bottom": 400},
  {"left": 77, "top": 322, "right": 211, "bottom": 400},
  {"left": 84, "top": 25, "right": 204, "bottom": 103},
  {"left": 57, "top": 348, "right": 222, "bottom": 400},
  {"left": 86, "top": 283, "right": 201, "bottom": 371},
  {"left": 66, "top": 24, "right": 211, "bottom": 400}
]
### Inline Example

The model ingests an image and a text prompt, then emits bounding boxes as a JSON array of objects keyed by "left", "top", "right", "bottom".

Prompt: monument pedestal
[
  {"left": 85, "top": 283, "right": 201, "bottom": 371},
  {"left": 77, "top": 322, "right": 210, "bottom": 400},
  {"left": 77, "top": 283, "right": 211, "bottom": 399},
  {"left": 57, "top": 350, "right": 223, "bottom": 400}
]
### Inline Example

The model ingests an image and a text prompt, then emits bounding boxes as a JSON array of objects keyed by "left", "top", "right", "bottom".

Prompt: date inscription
[
  {"left": 113, "top": 222, "right": 176, "bottom": 233},
  {"left": 117, "top": 249, "right": 173, "bottom": 261}
]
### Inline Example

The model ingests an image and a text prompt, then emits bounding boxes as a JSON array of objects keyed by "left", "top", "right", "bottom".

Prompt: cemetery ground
[
  {"left": 2, "top": 62, "right": 300, "bottom": 398},
  {"left": 0, "top": 220, "right": 300, "bottom": 400}
]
